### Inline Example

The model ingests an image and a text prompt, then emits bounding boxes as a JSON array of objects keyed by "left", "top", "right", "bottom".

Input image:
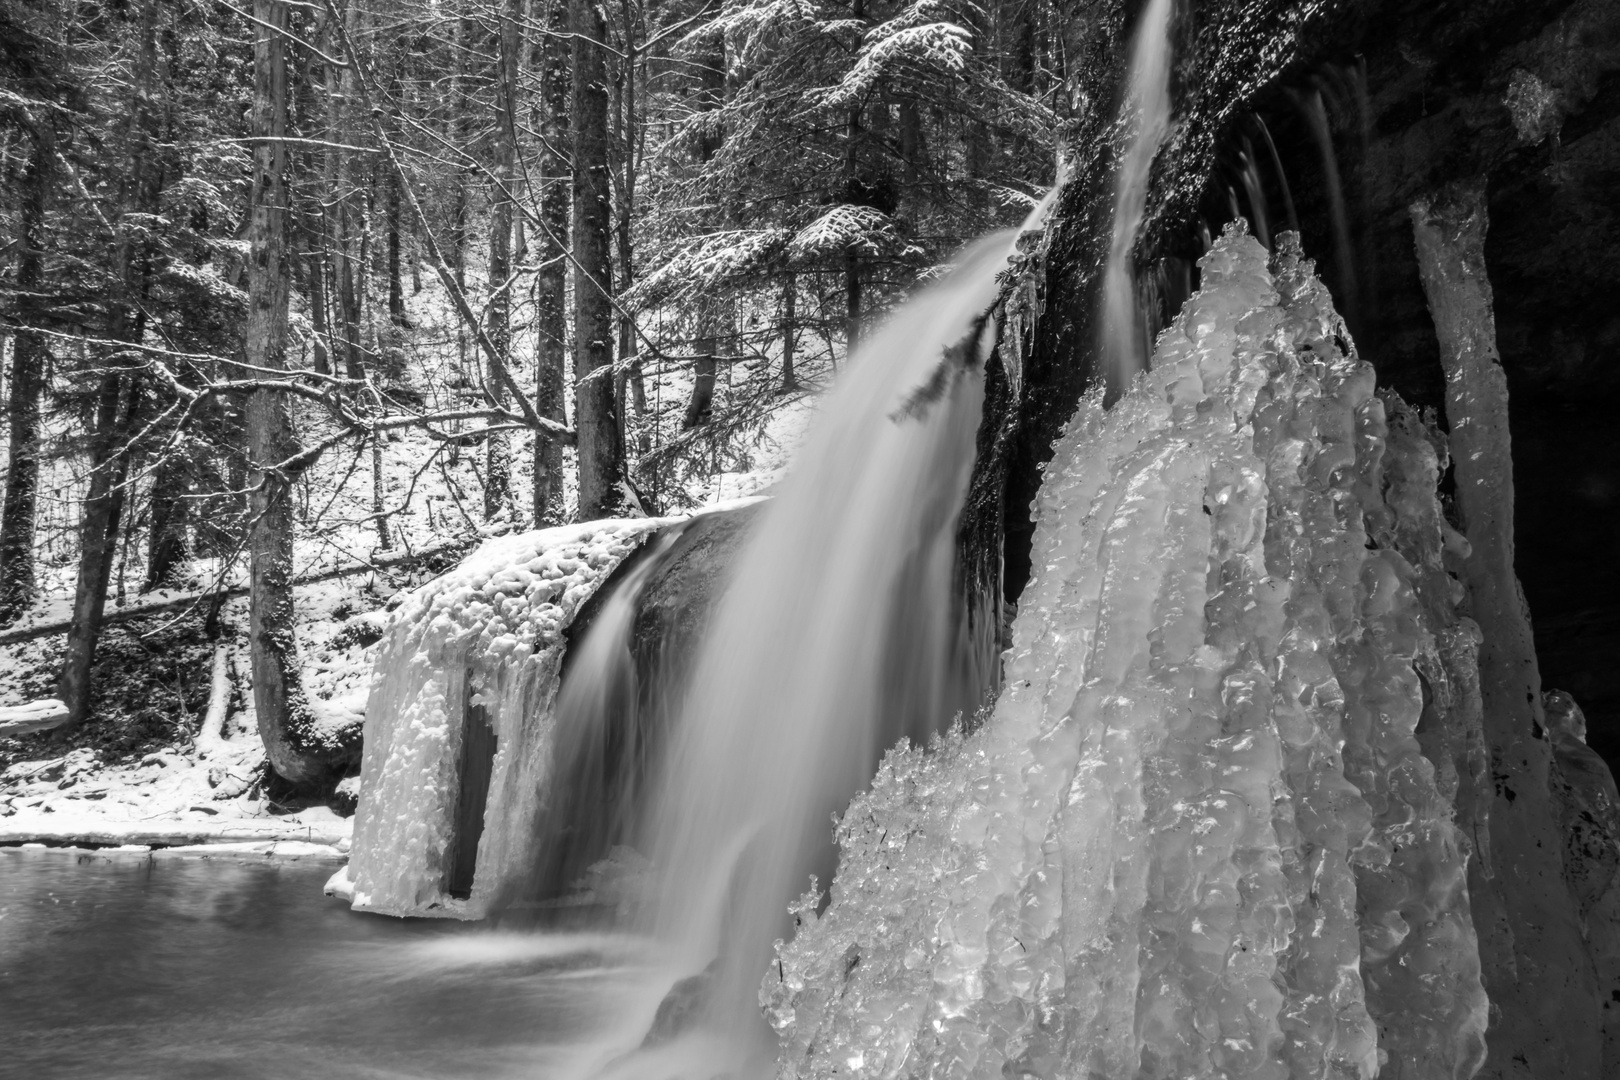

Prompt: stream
[{"left": 0, "top": 848, "right": 630, "bottom": 1080}]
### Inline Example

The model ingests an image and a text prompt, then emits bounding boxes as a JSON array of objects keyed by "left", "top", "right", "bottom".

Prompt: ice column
[{"left": 767, "top": 223, "right": 1489, "bottom": 1080}]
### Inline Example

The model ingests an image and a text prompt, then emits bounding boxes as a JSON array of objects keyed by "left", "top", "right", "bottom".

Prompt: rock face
[
  {"left": 345, "top": 518, "right": 672, "bottom": 918},
  {"left": 1004, "top": 0, "right": 1620, "bottom": 772},
  {"left": 976, "top": 1, "right": 1620, "bottom": 1074}
]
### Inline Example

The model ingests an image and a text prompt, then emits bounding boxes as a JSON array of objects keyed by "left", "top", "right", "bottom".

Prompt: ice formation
[
  {"left": 346, "top": 517, "right": 672, "bottom": 918},
  {"left": 766, "top": 224, "right": 1490, "bottom": 1080}
]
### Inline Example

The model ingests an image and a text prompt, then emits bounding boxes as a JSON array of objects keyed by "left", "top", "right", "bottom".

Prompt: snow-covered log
[
  {"left": 0, "top": 699, "right": 70, "bottom": 737},
  {"left": 194, "top": 644, "right": 233, "bottom": 757}
]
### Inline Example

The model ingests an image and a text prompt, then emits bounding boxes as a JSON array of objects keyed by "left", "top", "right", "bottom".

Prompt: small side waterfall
[
  {"left": 344, "top": 520, "right": 674, "bottom": 918},
  {"left": 1101, "top": 0, "right": 1176, "bottom": 390},
  {"left": 525, "top": 526, "right": 685, "bottom": 900}
]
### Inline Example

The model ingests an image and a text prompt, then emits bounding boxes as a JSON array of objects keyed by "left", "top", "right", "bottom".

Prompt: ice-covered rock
[
  {"left": 767, "top": 223, "right": 1489, "bottom": 1079},
  {"left": 346, "top": 518, "right": 675, "bottom": 918}
]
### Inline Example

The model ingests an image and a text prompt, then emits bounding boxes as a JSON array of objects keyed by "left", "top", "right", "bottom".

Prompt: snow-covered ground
[{"left": 1, "top": 739, "right": 351, "bottom": 852}]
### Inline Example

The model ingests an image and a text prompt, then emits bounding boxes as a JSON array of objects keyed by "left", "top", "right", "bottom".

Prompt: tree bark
[
  {"left": 386, "top": 163, "right": 405, "bottom": 327},
  {"left": 614, "top": 0, "right": 647, "bottom": 458},
  {"left": 0, "top": 117, "right": 54, "bottom": 626},
  {"left": 570, "top": 0, "right": 624, "bottom": 520},
  {"left": 683, "top": 329, "right": 717, "bottom": 430},
  {"left": 143, "top": 455, "right": 190, "bottom": 591},
  {"left": 326, "top": 1, "right": 365, "bottom": 379},
  {"left": 483, "top": 0, "right": 521, "bottom": 521},
  {"left": 781, "top": 273, "right": 798, "bottom": 391},
  {"left": 531, "top": 0, "right": 569, "bottom": 526},
  {"left": 245, "top": 0, "right": 352, "bottom": 785},
  {"left": 843, "top": 0, "right": 866, "bottom": 353},
  {"left": 1411, "top": 183, "right": 1602, "bottom": 1080},
  {"left": 447, "top": 13, "right": 474, "bottom": 293}
]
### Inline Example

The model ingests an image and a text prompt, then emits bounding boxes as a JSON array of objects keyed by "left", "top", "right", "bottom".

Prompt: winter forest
[
  {"left": 2, "top": 0, "right": 1618, "bottom": 1078},
  {"left": 0, "top": 0, "right": 1052, "bottom": 769}
]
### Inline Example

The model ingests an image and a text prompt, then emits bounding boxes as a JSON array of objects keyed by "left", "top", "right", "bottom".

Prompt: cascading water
[
  {"left": 521, "top": 527, "right": 685, "bottom": 901},
  {"left": 1101, "top": 0, "right": 1176, "bottom": 390},
  {"left": 581, "top": 225, "right": 1049, "bottom": 1077},
  {"left": 343, "top": 518, "right": 676, "bottom": 918},
  {"left": 766, "top": 223, "right": 1490, "bottom": 1080}
]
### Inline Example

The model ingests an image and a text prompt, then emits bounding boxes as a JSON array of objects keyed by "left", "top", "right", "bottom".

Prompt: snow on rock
[
  {"left": 766, "top": 224, "right": 1489, "bottom": 1080},
  {"left": 0, "top": 729, "right": 347, "bottom": 851},
  {"left": 346, "top": 516, "right": 680, "bottom": 919},
  {"left": 0, "top": 699, "right": 70, "bottom": 736}
]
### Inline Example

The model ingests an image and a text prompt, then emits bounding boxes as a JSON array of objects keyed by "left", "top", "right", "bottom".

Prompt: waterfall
[
  {"left": 579, "top": 228, "right": 1041, "bottom": 1076},
  {"left": 767, "top": 223, "right": 1490, "bottom": 1080},
  {"left": 344, "top": 519, "right": 676, "bottom": 918},
  {"left": 1101, "top": 0, "right": 1176, "bottom": 390}
]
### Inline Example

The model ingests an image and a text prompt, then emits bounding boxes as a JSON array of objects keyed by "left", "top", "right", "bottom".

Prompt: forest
[
  {"left": 0, "top": 0, "right": 1056, "bottom": 785},
  {"left": 4, "top": 0, "right": 1619, "bottom": 1075}
]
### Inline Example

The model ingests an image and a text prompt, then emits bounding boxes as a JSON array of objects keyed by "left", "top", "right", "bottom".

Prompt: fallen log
[
  {"left": 0, "top": 700, "right": 71, "bottom": 737},
  {"left": 0, "top": 537, "right": 475, "bottom": 649}
]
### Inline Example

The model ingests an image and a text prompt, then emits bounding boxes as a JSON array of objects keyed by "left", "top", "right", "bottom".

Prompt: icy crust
[
  {"left": 347, "top": 517, "right": 673, "bottom": 918},
  {"left": 766, "top": 224, "right": 1489, "bottom": 1079}
]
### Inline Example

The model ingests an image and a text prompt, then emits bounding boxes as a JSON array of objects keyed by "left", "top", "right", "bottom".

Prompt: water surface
[{"left": 0, "top": 848, "right": 635, "bottom": 1079}]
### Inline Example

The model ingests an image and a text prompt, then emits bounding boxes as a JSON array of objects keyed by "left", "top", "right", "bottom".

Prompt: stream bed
[{"left": 0, "top": 847, "right": 637, "bottom": 1079}]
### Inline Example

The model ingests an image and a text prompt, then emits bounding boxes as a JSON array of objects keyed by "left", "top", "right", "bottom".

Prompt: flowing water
[
  {"left": 766, "top": 223, "right": 1489, "bottom": 1080},
  {"left": 0, "top": 848, "right": 637, "bottom": 1080},
  {"left": 565, "top": 227, "right": 1048, "bottom": 1078},
  {"left": 1100, "top": 0, "right": 1176, "bottom": 391}
]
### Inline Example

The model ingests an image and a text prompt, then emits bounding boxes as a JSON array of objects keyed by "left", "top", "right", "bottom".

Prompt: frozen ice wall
[
  {"left": 345, "top": 518, "right": 670, "bottom": 919},
  {"left": 767, "top": 224, "right": 1490, "bottom": 1080}
]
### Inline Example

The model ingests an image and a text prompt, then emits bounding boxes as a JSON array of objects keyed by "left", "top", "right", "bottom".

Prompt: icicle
[{"left": 769, "top": 223, "right": 1490, "bottom": 1080}]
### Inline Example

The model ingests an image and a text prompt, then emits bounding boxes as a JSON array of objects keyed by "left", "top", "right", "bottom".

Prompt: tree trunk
[
  {"left": 327, "top": 0, "right": 365, "bottom": 379},
  {"left": 56, "top": 0, "right": 160, "bottom": 728},
  {"left": 781, "top": 273, "right": 798, "bottom": 391},
  {"left": 483, "top": 0, "right": 521, "bottom": 521},
  {"left": 386, "top": 164, "right": 405, "bottom": 326},
  {"left": 1411, "top": 184, "right": 1603, "bottom": 1079},
  {"left": 305, "top": 231, "right": 332, "bottom": 375},
  {"left": 0, "top": 118, "right": 54, "bottom": 626},
  {"left": 570, "top": 0, "right": 624, "bottom": 520},
  {"left": 56, "top": 375, "right": 137, "bottom": 728},
  {"left": 532, "top": 0, "right": 569, "bottom": 526},
  {"left": 447, "top": 13, "right": 473, "bottom": 292},
  {"left": 843, "top": 0, "right": 865, "bottom": 353},
  {"left": 614, "top": 0, "right": 647, "bottom": 459},
  {"left": 683, "top": 330, "right": 717, "bottom": 430},
  {"left": 245, "top": 0, "right": 351, "bottom": 785},
  {"left": 143, "top": 455, "right": 190, "bottom": 591}
]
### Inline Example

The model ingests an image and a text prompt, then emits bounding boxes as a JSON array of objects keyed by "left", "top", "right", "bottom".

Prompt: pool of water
[{"left": 0, "top": 848, "right": 657, "bottom": 1080}]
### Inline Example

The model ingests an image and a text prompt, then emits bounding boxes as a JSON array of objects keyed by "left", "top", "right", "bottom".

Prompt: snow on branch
[
  {"left": 630, "top": 228, "right": 793, "bottom": 307},
  {"left": 821, "top": 18, "right": 972, "bottom": 109},
  {"left": 788, "top": 205, "right": 920, "bottom": 261}
]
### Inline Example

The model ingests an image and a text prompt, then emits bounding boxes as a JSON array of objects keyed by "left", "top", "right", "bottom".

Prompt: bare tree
[
  {"left": 532, "top": 0, "right": 570, "bottom": 525},
  {"left": 0, "top": 109, "right": 54, "bottom": 625},
  {"left": 245, "top": 0, "right": 350, "bottom": 784},
  {"left": 570, "top": 0, "right": 624, "bottom": 519},
  {"left": 483, "top": 0, "right": 522, "bottom": 520}
]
